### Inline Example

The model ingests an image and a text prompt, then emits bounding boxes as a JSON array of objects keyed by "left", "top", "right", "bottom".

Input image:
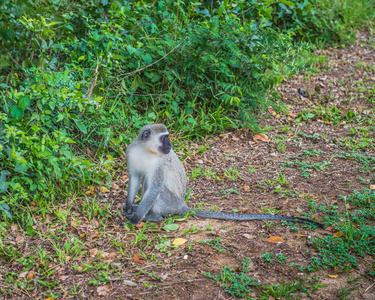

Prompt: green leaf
[
  {"left": 64, "top": 138, "right": 76, "bottom": 143},
  {"left": 279, "top": 0, "right": 295, "bottom": 7},
  {"left": 107, "top": 41, "right": 113, "bottom": 51},
  {"left": 15, "top": 165, "right": 25, "bottom": 172},
  {"left": 36, "top": 150, "right": 51, "bottom": 158},
  {"left": 217, "top": 4, "right": 224, "bottom": 17},
  {"left": 112, "top": 54, "right": 125, "bottom": 60},
  {"left": 1, "top": 206, "right": 11, "bottom": 219},
  {"left": 19, "top": 95, "right": 30, "bottom": 110},
  {"left": 0, "top": 183, "right": 7, "bottom": 193},
  {"left": 131, "top": 77, "right": 139, "bottom": 92},
  {"left": 0, "top": 171, "right": 8, "bottom": 182},
  {"left": 142, "top": 53, "right": 152, "bottom": 64},
  {"left": 73, "top": 119, "right": 87, "bottom": 134},
  {"left": 163, "top": 224, "right": 179, "bottom": 232},
  {"left": 124, "top": 223, "right": 134, "bottom": 231},
  {"left": 26, "top": 225, "right": 35, "bottom": 237},
  {"left": 127, "top": 45, "right": 136, "bottom": 55},
  {"left": 10, "top": 105, "right": 24, "bottom": 119},
  {"left": 0, "top": 203, "right": 9, "bottom": 210}
]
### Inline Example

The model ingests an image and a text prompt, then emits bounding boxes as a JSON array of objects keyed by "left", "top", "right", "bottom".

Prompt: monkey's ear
[{"left": 142, "top": 130, "right": 151, "bottom": 141}]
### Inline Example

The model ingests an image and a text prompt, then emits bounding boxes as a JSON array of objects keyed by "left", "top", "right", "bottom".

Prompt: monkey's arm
[{"left": 125, "top": 175, "right": 141, "bottom": 213}]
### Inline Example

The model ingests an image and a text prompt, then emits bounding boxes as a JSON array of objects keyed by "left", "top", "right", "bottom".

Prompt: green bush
[{"left": 0, "top": 0, "right": 374, "bottom": 222}]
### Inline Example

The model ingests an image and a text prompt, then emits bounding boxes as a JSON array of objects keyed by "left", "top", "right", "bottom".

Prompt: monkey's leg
[
  {"left": 143, "top": 211, "right": 164, "bottom": 222},
  {"left": 126, "top": 191, "right": 162, "bottom": 225}
]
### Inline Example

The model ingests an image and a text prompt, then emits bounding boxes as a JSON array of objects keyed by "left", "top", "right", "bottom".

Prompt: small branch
[
  {"left": 87, "top": 61, "right": 99, "bottom": 99},
  {"left": 106, "top": 35, "right": 189, "bottom": 91},
  {"left": 0, "top": 42, "right": 22, "bottom": 68},
  {"left": 118, "top": 36, "right": 188, "bottom": 79},
  {"left": 79, "top": 61, "right": 99, "bottom": 118}
]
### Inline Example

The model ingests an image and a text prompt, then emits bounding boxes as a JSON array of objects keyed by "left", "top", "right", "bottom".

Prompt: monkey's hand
[
  {"left": 121, "top": 204, "right": 139, "bottom": 218},
  {"left": 121, "top": 205, "right": 142, "bottom": 225}
]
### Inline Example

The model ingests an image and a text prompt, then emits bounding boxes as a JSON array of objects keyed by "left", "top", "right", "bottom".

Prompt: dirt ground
[{"left": 1, "top": 33, "right": 374, "bottom": 299}]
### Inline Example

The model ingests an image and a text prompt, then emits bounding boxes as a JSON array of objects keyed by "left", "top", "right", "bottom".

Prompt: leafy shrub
[{"left": 0, "top": 0, "right": 373, "bottom": 222}]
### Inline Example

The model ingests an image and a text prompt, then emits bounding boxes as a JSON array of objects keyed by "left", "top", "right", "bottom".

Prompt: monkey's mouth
[{"left": 159, "top": 146, "right": 171, "bottom": 154}]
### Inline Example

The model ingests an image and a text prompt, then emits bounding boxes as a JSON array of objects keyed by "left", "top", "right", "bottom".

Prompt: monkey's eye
[{"left": 160, "top": 135, "right": 166, "bottom": 142}]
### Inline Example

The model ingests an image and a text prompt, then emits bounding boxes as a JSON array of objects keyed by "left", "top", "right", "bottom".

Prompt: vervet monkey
[{"left": 122, "top": 124, "right": 323, "bottom": 228}]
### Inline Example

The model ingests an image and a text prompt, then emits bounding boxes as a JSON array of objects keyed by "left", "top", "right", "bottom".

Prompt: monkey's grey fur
[{"left": 122, "top": 124, "right": 323, "bottom": 228}]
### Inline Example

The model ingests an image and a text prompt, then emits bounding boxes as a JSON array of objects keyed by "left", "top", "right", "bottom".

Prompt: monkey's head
[{"left": 138, "top": 124, "right": 172, "bottom": 155}]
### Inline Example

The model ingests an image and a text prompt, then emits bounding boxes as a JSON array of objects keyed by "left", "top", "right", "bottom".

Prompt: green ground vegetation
[{"left": 0, "top": 0, "right": 374, "bottom": 226}]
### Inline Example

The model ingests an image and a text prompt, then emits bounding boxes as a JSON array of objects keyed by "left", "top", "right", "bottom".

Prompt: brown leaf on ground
[
  {"left": 97, "top": 283, "right": 112, "bottom": 296},
  {"left": 91, "top": 230, "right": 100, "bottom": 238},
  {"left": 253, "top": 133, "right": 269, "bottom": 142},
  {"left": 90, "top": 249, "right": 98, "bottom": 257},
  {"left": 265, "top": 236, "right": 284, "bottom": 244},
  {"left": 132, "top": 253, "right": 145, "bottom": 264},
  {"left": 333, "top": 231, "right": 344, "bottom": 238},
  {"left": 136, "top": 222, "right": 145, "bottom": 228},
  {"left": 85, "top": 186, "right": 95, "bottom": 195},
  {"left": 11, "top": 224, "right": 19, "bottom": 231},
  {"left": 27, "top": 271, "right": 35, "bottom": 280}
]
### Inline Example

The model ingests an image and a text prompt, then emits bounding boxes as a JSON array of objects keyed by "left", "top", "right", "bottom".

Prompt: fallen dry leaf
[
  {"left": 85, "top": 186, "right": 95, "bottom": 195},
  {"left": 370, "top": 185, "right": 375, "bottom": 190},
  {"left": 253, "top": 133, "right": 269, "bottom": 142},
  {"left": 136, "top": 222, "right": 146, "bottom": 228},
  {"left": 27, "top": 270, "right": 35, "bottom": 280},
  {"left": 100, "top": 186, "right": 110, "bottom": 193},
  {"left": 172, "top": 238, "right": 187, "bottom": 246},
  {"left": 333, "top": 231, "right": 344, "bottom": 238},
  {"left": 60, "top": 275, "right": 69, "bottom": 281},
  {"left": 124, "top": 279, "right": 137, "bottom": 286},
  {"left": 90, "top": 249, "right": 98, "bottom": 257},
  {"left": 97, "top": 284, "right": 112, "bottom": 296},
  {"left": 19, "top": 272, "right": 28, "bottom": 278},
  {"left": 16, "top": 235, "right": 25, "bottom": 244},
  {"left": 91, "top": 231, "right": 100, "bottom": 238},
  {"left": 132, "top": 253, "right": 145, "bottom": 264},
  {"left": 265, "top": 236, "right": 284, "bottom": 244},
  {"left": 241, "top": 234, "right": 254, "bottom": 239},
  {"left": 242, "top": 184, "right": 250, "bottom": 191},
  {"left": 11, "top": 224, "right": 19, "bottom": 231}
]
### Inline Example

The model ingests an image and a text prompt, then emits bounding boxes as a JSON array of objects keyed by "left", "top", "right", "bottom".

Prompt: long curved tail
[{"left": 186, "top": 208, "right": 323, "bottom": 228}]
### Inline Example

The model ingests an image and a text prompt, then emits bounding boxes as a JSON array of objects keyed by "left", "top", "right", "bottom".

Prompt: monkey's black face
[{"left": 159, "top": 134, "right": 171, "bottom": 154}]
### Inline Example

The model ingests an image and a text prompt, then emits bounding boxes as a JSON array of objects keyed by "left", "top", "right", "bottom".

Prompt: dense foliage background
[{"left": 0, "top": 0, "right": 374, "bottom": 222}]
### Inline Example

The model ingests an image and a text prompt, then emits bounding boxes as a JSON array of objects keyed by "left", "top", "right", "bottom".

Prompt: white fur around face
[{"left": 127, "top": 145, "right": 160, "bottom": 177}]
